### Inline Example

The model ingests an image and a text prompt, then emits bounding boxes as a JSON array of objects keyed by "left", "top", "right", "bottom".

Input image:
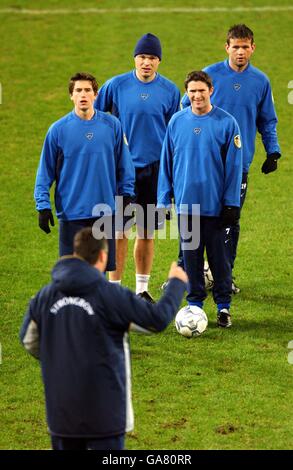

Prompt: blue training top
[
  {"left": 95, "top": 70, "right": 181, "bottom": 168},
  {"left": 34, "top": 110, "right": 135, "bottom": 220},
  {"left": 181, "top": 60, "right": 280, "bottom": 173},
  {"left": 157, "top": 106, "right": 243, "bottom": 216}
]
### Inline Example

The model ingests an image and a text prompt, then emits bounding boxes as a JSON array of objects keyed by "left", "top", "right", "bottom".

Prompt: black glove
[
  {"left": 220, "top": 206, "right": 240, "bottom": 227},
  {"left": 261, "top": 152, "right": 281, "bottom": 174},
  {"left": 38, "top": 209, "right": 55, "bottom": 234}
]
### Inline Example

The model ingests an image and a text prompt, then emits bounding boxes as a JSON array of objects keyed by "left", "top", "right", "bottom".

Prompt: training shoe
[
  {"left": 217, "top": 308, "right": 232, "bottom": 328},
  {"left": 137, "top": 291, "right": 156, "bottom": 304},
  {"left": 232, "top": 280, "right": 241, "bottom": 294},
  {"left": 160, "top": 280, "right": 169, "bottom": 291}
]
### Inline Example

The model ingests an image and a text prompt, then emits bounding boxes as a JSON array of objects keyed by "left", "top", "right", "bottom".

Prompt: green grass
[{"left": 0, "top": 0, "right": 293, "bottom": 450}]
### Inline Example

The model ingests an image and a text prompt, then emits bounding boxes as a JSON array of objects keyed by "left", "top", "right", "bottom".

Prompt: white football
[
  {"left": 175, "top": 305, "right": 208, "bottom": 338},
  {"left": 204, "top": 261, "right": 214, "bottom": 290}
]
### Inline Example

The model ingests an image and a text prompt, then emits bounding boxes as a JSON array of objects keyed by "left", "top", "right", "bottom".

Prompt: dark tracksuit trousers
[
  {"left": 59, "top": 217, "right": 116, "bottom": 271},
  {"left": 178, "top": 173, "right": 248, "bottom": 274},
  {"left": 227, "top": 172, "right": 248, "bottom": 269},
  {"left": 179, "top": 215, "right": 232, "bottom": 309}
]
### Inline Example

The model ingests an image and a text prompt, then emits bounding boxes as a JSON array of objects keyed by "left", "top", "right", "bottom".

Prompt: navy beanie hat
[{"left": 134, "top": 33, "right": 162, "bottom": 60}]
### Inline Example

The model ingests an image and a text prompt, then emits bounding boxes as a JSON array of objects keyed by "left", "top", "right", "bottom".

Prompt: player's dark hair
[
  {"left": 73, "top": 227, "right": 108, "bottom": 265},
  {"left": 68, "top": 72, "right": 98, "bottom": 95},
  {"left": 184, "top": 71, "right": 213, "bottom": 90},
  {"left": 226, "top": 24, "right": 254, "bottom": 45}
]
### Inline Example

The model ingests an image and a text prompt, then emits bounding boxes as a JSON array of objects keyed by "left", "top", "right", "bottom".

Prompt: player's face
[
  {"left": 225, "top": 38, "right": 255, "bottom": 71},
  {"left": 70, "top": 80, "right": 97, "bottom": 114},
  {"left": 134, "top": 54, "right": 161, "bottom": 82},
  {"left": 187, "top": 81, "right": 213, "bottom": 115}
]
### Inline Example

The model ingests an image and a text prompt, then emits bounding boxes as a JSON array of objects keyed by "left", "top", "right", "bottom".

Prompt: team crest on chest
[
  {"left": 86, "top": 132, "right": 94, "bottom": 140},
  {"left": 233, "top": 83, "right": 241, "bottom": 91},
  {"left": 194, "top": 128, "right": 201, "bottom": 135},
  {"left": 140, "top": 93, "right": 150, "bottom": 100}
]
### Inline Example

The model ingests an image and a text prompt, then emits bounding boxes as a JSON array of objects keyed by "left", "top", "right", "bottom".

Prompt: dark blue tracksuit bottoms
[
  {"left": 226, "top": 172, "right": 248, "bottom": 269},
  {"left": 178, "top": 173, "right": 248, "bottom": 274},
  {"left": 59, "top": 216, "right": 116, "bottom": 271},
  {"left": 179, "top": 215, "right": 232, "bottom": 309}
]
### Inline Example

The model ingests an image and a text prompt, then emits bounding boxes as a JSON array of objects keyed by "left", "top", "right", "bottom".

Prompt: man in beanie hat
[
  {"left": 95, "top": 33, "right": 180, "bottom": 302},
  {"left": 134, "top": 32, "right": 162, "bottom": 60}
]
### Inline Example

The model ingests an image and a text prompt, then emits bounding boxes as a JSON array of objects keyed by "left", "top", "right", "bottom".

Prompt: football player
[
  {"left": 95, "top": 33, "right": 181, "bottom": 301},
  {"left": 181, "top": 24, "right": 281, "bottom": 293},
  {"left": 158, "top": 71, "right": 243, "bottom": 327},
  {"left": 34, "top": 72, "right": 135, "bottom": 272}
]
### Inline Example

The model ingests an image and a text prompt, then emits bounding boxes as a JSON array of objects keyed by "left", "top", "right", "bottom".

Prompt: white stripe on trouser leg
[{"left": 123, "top": 332, "right": 134, "bottom": 432}]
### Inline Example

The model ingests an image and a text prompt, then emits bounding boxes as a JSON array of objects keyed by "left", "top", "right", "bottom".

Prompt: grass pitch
[{"left": 0, "top": 0, "right": 293, "bottom": 450}]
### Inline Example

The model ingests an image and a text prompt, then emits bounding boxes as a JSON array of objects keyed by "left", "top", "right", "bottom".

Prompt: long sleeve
[
  {"left": 115, "top": 121, "right": 135, "bottom": 197},
  {"left": 256, "top": 79, "right": 281, "bottom": 155},
  {"left": 157, "top": 125, "right": 174, "bottom": 209},
  {"left": 165, "top": 87, "right": 181, "bottom": 123},
  {"left": 95, "top": 80, "right": 114, "bottom": 113},
  {"left": 223, "top": 119, "right": 243, "bottom": 207},
  {"left": 34, "top": 125, "right": 58, "bottom": 211},
  {"left": 103, "top": 278, "right": 186, "bottom": 333}
]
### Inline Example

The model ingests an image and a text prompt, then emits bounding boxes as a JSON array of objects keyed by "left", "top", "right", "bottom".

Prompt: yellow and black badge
[{"left": 234, "top": 134, "right": 242, "bottom": 149}]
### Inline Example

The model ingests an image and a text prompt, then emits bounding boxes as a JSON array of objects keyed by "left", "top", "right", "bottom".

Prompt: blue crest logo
[
  {"left": 86, "top": 132, "right": 94, "bottom": 140},
  {"left": 234, "top": 83, "right": 241, "bottom": 91},
  {"left": 194, "top": 128, "right": 201, "bottom": 135},
  {"left": 140, "top": 93, "right": 150, "bottom": 100}
]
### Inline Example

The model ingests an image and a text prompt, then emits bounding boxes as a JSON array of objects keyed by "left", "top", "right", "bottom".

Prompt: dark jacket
[{"left": 20, "top": 257, "right": 186, "bottom": 438}]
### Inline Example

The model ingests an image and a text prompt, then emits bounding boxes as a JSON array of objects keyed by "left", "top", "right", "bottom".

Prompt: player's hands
[
  {"left": 261, "top": 152, "right": 281, "bottom": 174},
  {"left": 168, "top": 262, "right": 188, "bottom": 284},
  {"left": 38, "top": 209, "right": 55, "bottom": 234},
  {"left": 220, "top": 206, "right": 240, "bottom": 227}
]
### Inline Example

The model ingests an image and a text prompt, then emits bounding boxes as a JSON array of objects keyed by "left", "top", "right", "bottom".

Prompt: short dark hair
[
  {"left": 184, "top": 71, "right": 213, "bottom": 90},
  {"left": 68, "top": 72, "right": 98, "bottom": 95},
  {"left": 73, "top": 227, "right": 108, "bottom": 265},
  {"left": 226, "top": 24, "right": 254, "bottom": 45}
]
